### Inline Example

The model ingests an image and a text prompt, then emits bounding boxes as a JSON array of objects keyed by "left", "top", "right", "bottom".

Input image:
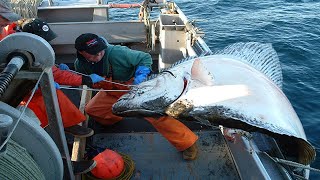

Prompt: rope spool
[
  {"left": 10, "top": 0, "right": 42, "bottom": 18},
  {"left": 85, "top": 151, "right": 135, "bottom": 180},
  {"left": 0, "top": 139, "right": 45, "bottom": 180}
]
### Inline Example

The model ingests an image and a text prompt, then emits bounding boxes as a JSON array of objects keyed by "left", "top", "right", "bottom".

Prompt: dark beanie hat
[
  {"left": 75, "top": 33, "right": 107, "bottom": 55},
  {"left": 22, "top": 18, "right": 57, "bottom": 42}
]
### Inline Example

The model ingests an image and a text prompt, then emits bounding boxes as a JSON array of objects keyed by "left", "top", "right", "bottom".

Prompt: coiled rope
[
  {"left": 113, "top": 152, "right": 135, "bottom": 180},
  {"left": 0, "top": 139, "right": 45, "bottom": 179}
]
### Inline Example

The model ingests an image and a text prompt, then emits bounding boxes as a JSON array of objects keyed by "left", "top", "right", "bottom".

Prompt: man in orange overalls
[
  {"left": 74, "top": 33, "right": 199, "bottom": 160},
  {"left": 19, "top": 18, "right": 108, "bottom": 138}
]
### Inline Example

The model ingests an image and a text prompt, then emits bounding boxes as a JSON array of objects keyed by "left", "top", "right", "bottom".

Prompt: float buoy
[{"left": 91, "top": 149, "right": 125, "bottom": 179}]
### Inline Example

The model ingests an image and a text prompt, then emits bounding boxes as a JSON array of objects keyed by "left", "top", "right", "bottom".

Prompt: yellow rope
[{"left": 117, "top": 152, "right": 135, "bottom": 180}]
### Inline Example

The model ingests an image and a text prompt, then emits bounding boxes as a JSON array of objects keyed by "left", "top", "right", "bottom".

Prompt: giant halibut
[{"left": 112, "top": 42, "right": 316, "bottom": 165}]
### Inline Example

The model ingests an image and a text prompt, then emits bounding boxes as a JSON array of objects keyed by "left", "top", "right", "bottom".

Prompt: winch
[{"left": 0, "top": 32, "right": 74, "bottom": 180}]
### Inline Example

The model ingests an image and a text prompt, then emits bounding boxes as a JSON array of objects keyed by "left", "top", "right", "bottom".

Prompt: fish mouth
[{"left": 111, "top": 109, "right": 164, "bottom": 117}]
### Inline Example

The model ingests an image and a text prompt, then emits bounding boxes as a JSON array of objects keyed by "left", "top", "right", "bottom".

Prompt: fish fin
[
  {"left": 191, "top": 58, "right": 214, "bottom": 86},
  {"left": 215, "top": 42, "right": 283, "bottom": 89}
]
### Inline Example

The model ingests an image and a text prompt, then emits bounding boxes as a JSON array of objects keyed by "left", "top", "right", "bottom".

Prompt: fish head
[
  {"left": 113, "top": 58, "right": 215, "bottom": 117},
  {"left": 112, "top": 69, "right": 187, "bottom": 116}
]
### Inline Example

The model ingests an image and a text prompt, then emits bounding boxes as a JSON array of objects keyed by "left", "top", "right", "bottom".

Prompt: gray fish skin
[{"left": 112, "top": 42, "right": 315, "bottom": 165}]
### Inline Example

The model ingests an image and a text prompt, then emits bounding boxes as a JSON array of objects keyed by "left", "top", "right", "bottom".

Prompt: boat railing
[
  {"left": 156, "top": 2, "right": 212, "bottom": 69},
  {"left": 174, "top": 3, "right": 211, "bottom": 56}
]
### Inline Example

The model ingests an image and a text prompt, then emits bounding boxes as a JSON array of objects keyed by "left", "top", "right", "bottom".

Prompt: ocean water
[{"left": 109, "top": 0, "right": 320, "bottom": 178}]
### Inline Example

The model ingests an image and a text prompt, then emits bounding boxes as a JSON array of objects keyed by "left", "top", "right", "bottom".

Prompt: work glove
[
  {"left": 133, "top": 66, "right": 151, "bottom": 85},
  {"left": 59, "top": 63, "right": 70, "bottom": 70},
  {"left": 54, "top": 82, "right": 60, "bottom": 89},
  {"left": 89, "top": 74, "right": 105, "bottom": 83}
]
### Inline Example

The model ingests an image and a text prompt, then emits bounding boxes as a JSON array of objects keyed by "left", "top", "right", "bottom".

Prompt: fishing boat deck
[
  {"left": 91, "top": 128, "right": 240, "bottom": 179},
  {"left": 0, "top": 0, "right": 309, "bottom": 179},
  {"left": 64, "top": 88, "right": 241, "bottom": 179}
]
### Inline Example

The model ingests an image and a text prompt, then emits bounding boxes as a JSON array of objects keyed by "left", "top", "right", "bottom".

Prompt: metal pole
[{"left": 40, "top": 68, "right": 75, "bottom": 180}]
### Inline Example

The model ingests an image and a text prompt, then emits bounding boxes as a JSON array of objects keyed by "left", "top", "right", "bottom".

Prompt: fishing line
[
  {"left": 264, "top": 152, "right": 320, "bottom": 174},
  {"left": 60, "top": 86, "right": 130, "bottom": 92},
  {"left": 69, "top": 69, "right": 136, "bottom": 87},
  {"left": 55, "top": 64, "right": 136, "bottom": 88}
]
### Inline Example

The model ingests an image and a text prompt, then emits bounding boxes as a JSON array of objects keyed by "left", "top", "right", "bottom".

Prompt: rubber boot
[
  {"left": 64, "top": 125, "right": 94, "bottom": 138},
  {"left": 182, "top": 142, "right": 198, "bottom": 160},
  {"left": 73, "top": 160, "right": 97, "bottom": 175}
]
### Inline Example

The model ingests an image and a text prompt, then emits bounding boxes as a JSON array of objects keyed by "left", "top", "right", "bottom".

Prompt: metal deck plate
[{"left": 91, "top": 130, "right": 240, "bottom": 179}]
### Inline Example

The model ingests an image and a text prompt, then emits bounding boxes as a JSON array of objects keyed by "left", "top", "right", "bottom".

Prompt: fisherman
[
  {"left": 0, "top": 0, "right": 19, "bottom": 37},
  {"left": 20, "top": 19, "right": 109, "bottom": 174},
  {"left": 0, "top": 9, "right": 100, "bottom": 174},
  {"left": 18, "top": 18, "right": 107, "bottom": 137},
  {"left": 73, "top": 33, "right": 199, "bottom": 160}
]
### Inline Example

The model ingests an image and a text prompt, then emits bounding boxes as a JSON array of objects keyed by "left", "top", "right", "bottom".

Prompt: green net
[
  {"left": 10, "top": 0, "right": 42, "bottom": 18},
  {"left": 0, "top": 139, "right": 45, "bottom": 180}
]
